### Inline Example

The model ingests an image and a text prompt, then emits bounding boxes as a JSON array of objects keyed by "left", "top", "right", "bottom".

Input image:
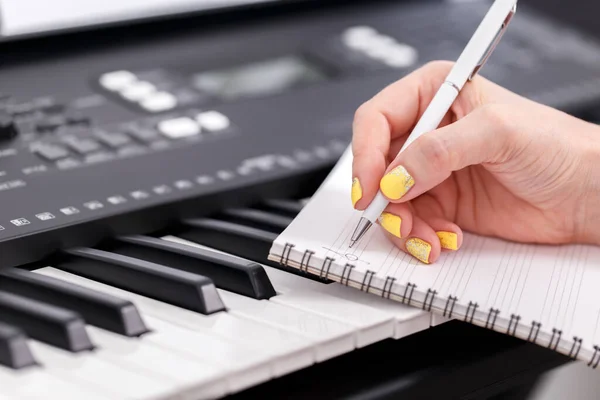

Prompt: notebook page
[{"left": 270, "top": 147, "right": 600, "bottom": 363}]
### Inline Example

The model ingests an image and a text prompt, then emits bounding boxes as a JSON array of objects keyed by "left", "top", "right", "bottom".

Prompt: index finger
[{"left": 351, "top": 61, "right": 454, "bottom": 210}]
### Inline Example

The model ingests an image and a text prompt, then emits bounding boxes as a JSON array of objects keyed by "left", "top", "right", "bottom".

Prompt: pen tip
[{"left": 349, "top": 240, "right": 356, "bottom": 248}]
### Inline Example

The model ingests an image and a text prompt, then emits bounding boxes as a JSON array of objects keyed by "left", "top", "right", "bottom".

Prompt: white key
[
  {"left": 87, "top": 326, "right": 227, "bottom": 400},
  {"left": 140, "top": 92, "right": 177, "bottom": 112},
  {"left": 216, "top": 289, "right": 355, "bottom": 362},
  {"left": 158, "top": 117, "right": 200, "bottom": 139},
  {"left": 121, "top": 81, "right": 156, "bottom": 101},
  {"left": 196, "top": 111, "right": 230, "bottom": 132},
  {"left": 163, "top": 237, "right": 397, "bottom": 346},
  {"left": 0, "top": 365, "right": 111, "bottom": 400},
  {"left": 99, "top": 70, "right": 137, "bottom": 91},
  {"left": 35, "top": 268, "right": 272, "bottom": 393},
  {"left": 28, "top": 340, "right": 177, "bottom": 400},
  {"left": 269, "top": 290, "right": 394, "bottom": 348},
  {"left": 341, "top": 26, "right": 378, "bottom": 51},
  {"left": 261, "top": 265, "right": 431, "bottom": 339}
]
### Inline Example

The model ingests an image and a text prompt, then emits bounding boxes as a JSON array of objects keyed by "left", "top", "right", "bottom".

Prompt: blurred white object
[{"left": 0, "top": 0, "right": 273, "bottom": 38}]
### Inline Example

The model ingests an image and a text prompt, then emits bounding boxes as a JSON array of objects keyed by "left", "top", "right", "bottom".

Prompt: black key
[
  {"left": 106, "top": 235, "right": 276, "bottom": 300},
  {"left": 64, "top": 111, "right": 90, "bottom": 126},
  {"left": 56, "top": 247, "right": 226, "bottom": 314},
  {"left": 178, "top": 218, "right": 332, "bottom": 283},
  {"left": 0, "top": 322, "right": 37, "bottom": 369},
  {"left": 0, "top": 290, "right": 93, "bottom": 352},
  {"left": 218, "top": 208, "right": 292, "bottom": 233},
  {"left": 0, "top": 268, "right": 148, "bottom": 337},
  {"left": 259, "top": 199, "right": 305, "bottom": 217}
]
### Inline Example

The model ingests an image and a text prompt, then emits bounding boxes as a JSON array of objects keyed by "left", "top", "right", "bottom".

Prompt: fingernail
[
  {"left": 378, "top": 212, "right": 402, "bottom": 238},
  {"left": 380, "top": 165, "right": 415, "bottom": 200},
  {"left": 436, "top": 231, "right": 458, "bottom": 250},
  {"left": 406, "top": 238, "right": 431, "bottom": 264},
  {"left": 351, "top": 177, "right": 363, "bottom": 208}
]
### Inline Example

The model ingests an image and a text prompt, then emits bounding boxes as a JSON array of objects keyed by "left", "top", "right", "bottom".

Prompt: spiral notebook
[{"left": 268, "top": 146, "right": 600, "bottom": 367}]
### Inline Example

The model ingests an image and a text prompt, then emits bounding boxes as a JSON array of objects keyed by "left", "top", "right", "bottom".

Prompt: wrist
[{"left": 576, "top": 124, "right": 600, "bottom": 245}]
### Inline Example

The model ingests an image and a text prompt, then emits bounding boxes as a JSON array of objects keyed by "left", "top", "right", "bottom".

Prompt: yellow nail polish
[
  {"left": 436, "top": 231, "right": 458, "bottom": 250},
  {"left": 351, "top": 177, "right": 363, "bottom": 207},
  {"left": 406, "top": 238, "right": 431, "bottom": 264},
  {"left": 378, "top": 212, "right": 402, "bottom": 238},
  {"left": 380, "top": 165, "right": 415, "bottom": 200}
]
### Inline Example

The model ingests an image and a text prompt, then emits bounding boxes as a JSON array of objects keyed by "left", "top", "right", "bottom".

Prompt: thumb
[{"left": 379, "top": 104, "right": 518, "bottom": 203}]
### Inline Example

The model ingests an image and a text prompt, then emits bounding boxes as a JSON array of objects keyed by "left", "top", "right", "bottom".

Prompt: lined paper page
[{"left": 270, "top": 147, "right": 600, "bottom": 363}]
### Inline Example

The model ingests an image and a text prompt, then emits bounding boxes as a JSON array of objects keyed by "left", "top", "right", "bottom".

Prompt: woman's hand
[{"left": 351, "top": 61, "right": 600, "bottom": 264}]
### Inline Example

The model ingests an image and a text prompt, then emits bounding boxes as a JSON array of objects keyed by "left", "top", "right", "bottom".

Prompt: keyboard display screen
[{"left": 190, "top": 55, "right": 328, "bottom": 100}]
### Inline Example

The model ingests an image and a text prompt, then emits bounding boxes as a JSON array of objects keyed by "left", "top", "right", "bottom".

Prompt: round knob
[{"left": 0, "top": 111, "right": 18, "bottom": 140}]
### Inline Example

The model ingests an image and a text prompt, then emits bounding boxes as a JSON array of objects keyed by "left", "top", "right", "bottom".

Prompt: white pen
[{"left": 349, "top": 0, "right": 518, "bottom": 248}]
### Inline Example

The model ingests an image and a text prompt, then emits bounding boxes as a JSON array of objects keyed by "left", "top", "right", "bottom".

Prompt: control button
[
  {"left": 56, "top": 157, "right": 81, "bottom": 170},
  {"left": 117, "top": 145, "right": 146, "bottom": 157},
  {"left": 196, "top": 111, "right": 230, "bottom": 132},
  {"left": 95, "top": 131, "right": 131, "bottom": 148},
  {"left": 382, "top": 44, "right": 418, "bottom": 68},
  {"left": 10, "top": 218, "right": 30, "bottom": 227},
  {"left": 36, "top": 115, "right": 66, "bottom": 132},
  {"left": 65, "top": 111, "right": 90, "bottom": 126},
  {"left": 0, "top": 111, "right": 18, "bottom": 140},
  {"left": 33, "top": 97, "right": 64, "bottom": 114},
  {"left": 157, "top": 117, "right": 200, "bottom": 139},
  {"left": 32, "top": 144, "right": 69, "bottom": 161},
  {"left": 7, "top": 103, "right": 35, "bottom": 117},
  {"left": 62, "top": 136, "right": 101, "bottom": 154},
  {"left": 85, "top": 151, "right": 115, "bottom": 164},
  {"left": 99, "top": 70, "right": 137, "bottom": 91},
  {"left": 342, "top": 26, "right": 378, "bottom": 51},
  {"left": 120, "top": 81, "right": 156, "bottom": 101},
  {"left": 140, "top": 92, "right": 177, "bottom": 112},
  {"left": 126, "top": 126, "right": 159, "bottom": 143}
]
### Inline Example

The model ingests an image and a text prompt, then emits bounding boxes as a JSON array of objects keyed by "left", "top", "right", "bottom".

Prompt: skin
[{"left": 351, "top": 61, "right": 600, "bottom": 264}]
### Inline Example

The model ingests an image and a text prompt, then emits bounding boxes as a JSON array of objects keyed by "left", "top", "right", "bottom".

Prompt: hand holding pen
[{"left": 348, "top": 0, "right": 600, "bottom": 264}]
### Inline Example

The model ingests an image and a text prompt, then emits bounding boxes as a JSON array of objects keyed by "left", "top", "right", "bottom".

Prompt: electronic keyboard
[{"left": 0, "top": 0, "right": 598, "bottom": 398}]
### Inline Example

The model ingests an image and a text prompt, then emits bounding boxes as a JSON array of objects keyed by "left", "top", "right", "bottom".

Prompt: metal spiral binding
[
  {"left": 382, "top": 276, "right": 396, "bottom": 299},
  {"left": 278, "top": 246, "right": 594, "bottom": 366},
  {"left": 401, "top": 283, "right": 417, "bottom": 305},
  {"left": 299, "top": 249, "right": 314, "bottom": 273},
  {"left": 280, "top": 243, "right": 295, "bottom": 265},
  {"left": 443, "top": 295, "right": 458, "bottom": 318},
  {"left": 569, "top": 337, "right": 583, "bottom": 359},
  {"left": 485, "top": 308, "right": 500, "bottom": 330},
  {"left": 422, "top": 289, "right": 437, "bottom": 312},
  {"left": 465, "top": 301, "right": 478, "bottom": 323},
  {"left": 588, "top": 346, "right": 600, "bottom": 369},
  {"left": 507, "top": 314, "right": 521, "bottom": 336},
  {"left": 361, "top": 270, "right": 375, "bottom": 292},
  {"left": 548, "top": 328, "right": 562, "bottom": 351},
  {"left": 341, "top": 263, "right": 355, "bottom": 286},
  {"left": 319, "top": 257, "right": 335, "bottom": 280},
  {"left": 527, "top": 321, "right": 542, "bottom": 344}
]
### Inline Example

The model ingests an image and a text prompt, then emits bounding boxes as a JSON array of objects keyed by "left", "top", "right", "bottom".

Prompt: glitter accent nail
[
  {"left": 406, "top": 238, "right": 431, "bottom": 264},
  {"left": 379, "top": 165, "right": 415, "bottom": 200}
]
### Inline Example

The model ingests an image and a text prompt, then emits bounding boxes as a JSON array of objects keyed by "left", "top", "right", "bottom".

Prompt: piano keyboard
[{"left": 0, "top": 198, "right": 431, "bottom": 400}]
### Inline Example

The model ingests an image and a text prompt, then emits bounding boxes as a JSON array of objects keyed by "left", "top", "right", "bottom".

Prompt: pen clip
[{"left": 468, "top": 3, "right": 517, "bottom": 81}]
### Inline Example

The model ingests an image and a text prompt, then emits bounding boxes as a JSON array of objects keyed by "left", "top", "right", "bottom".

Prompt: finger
[
  {"left": 351, "top": 61, "right": 456, "bottom": 209},
  {"left": 374, "top": 202, "right": 414, "bottom": 239},
  {"left": 383, "top": 214, "right": 441, "bottom": 264},
  {"left": 379, "top": 104, "right": 519, "bottom": 203}
]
